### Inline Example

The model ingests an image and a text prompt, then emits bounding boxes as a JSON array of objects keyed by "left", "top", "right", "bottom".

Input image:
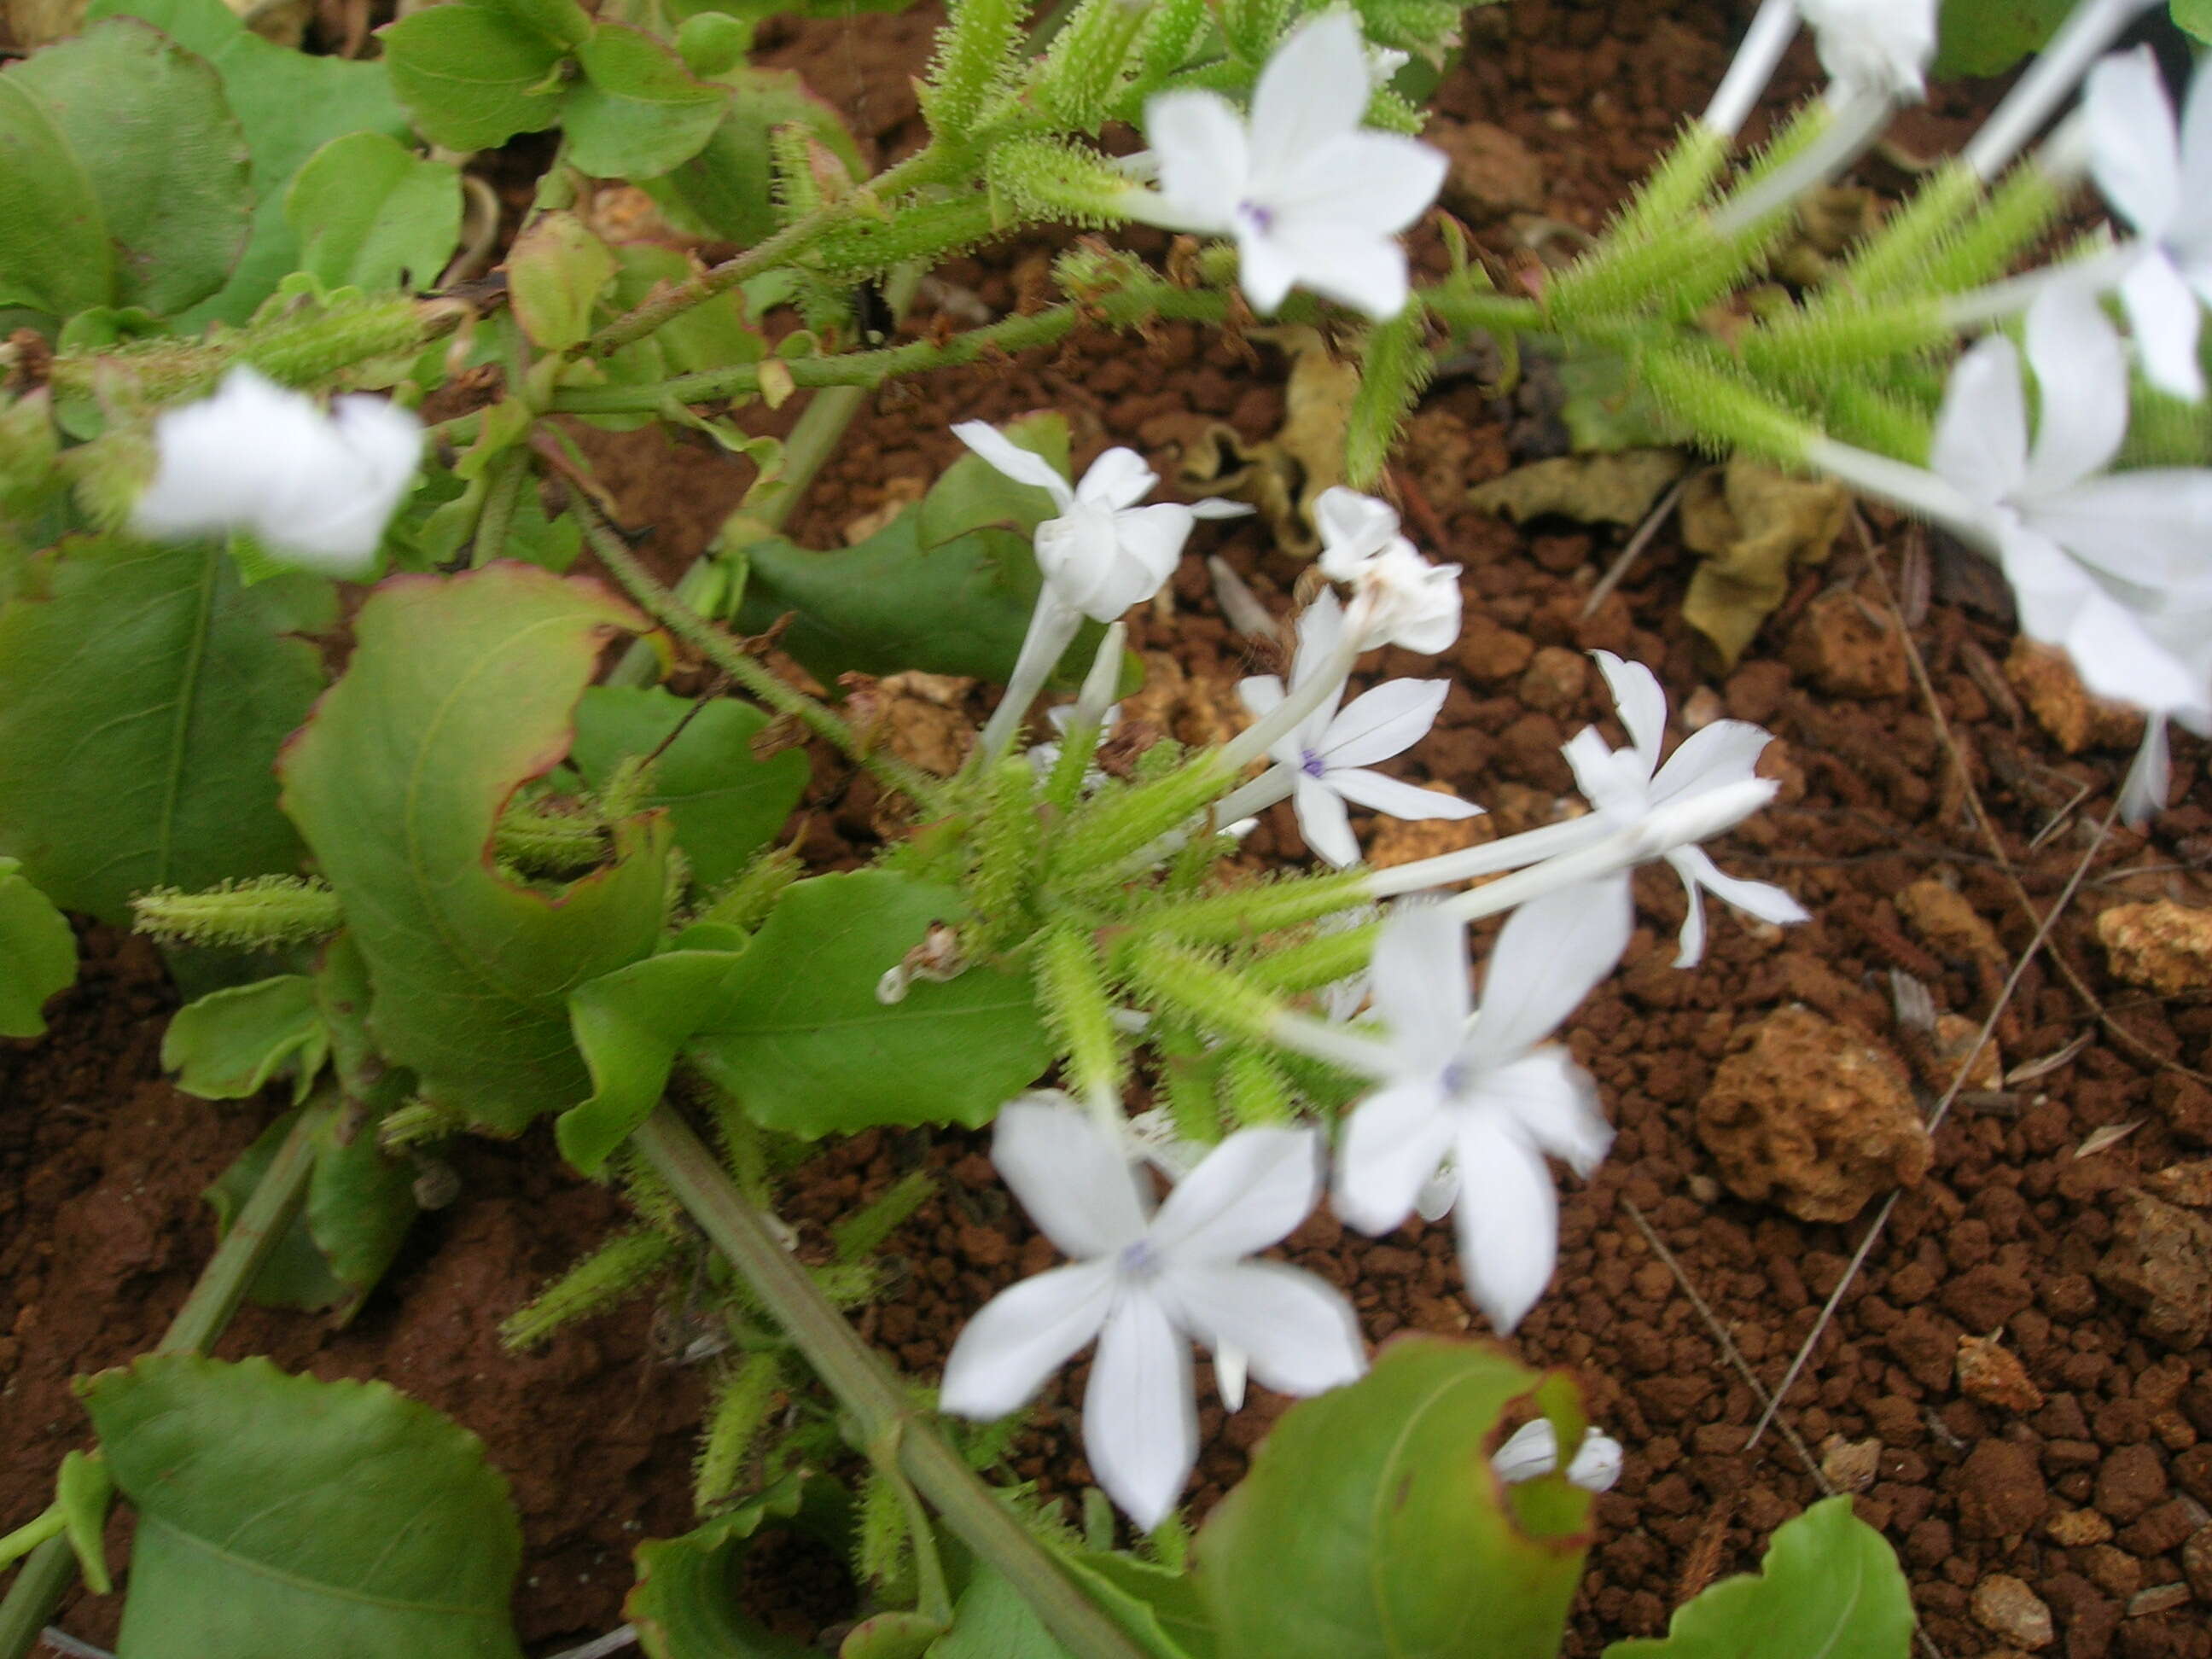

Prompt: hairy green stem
[
  {"left": 0, "top": 1108, "right": 317, "bottom": 1659},
  {"left": 631, "top": 1108, "right": 1148, "bottom": 1659},
  {"left": 568, "top": 488, "right": 946, "bottom": 810}
]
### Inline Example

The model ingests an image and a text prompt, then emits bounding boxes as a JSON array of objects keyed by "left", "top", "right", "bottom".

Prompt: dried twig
[{"left": 1582, "top": 475, "right": 1688, "bottom": 619}]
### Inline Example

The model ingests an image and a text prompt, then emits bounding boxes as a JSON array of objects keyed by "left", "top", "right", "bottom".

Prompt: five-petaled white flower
[
  {"left": 1492, "top": 1417, "right": 1625, "bottom": 1493},
  {"left": 1313, "top": 486, "right": 1463, "bottom": 654},
  {"left": 1238, "top": 590, "right": 1480, "bottom": 866},
  {"left": 1930, "top": 288, "right": 2212, "bottom": 732},
  {"left": 940, "top": 1095, "right": 1365, "bottom": 1528},
  {"left": 2085, "top": 47, "right": 2212, "bottom": 401},
  {"left": 1138, "top": 10, "right": 1447, "bottom": 320},
  {"left": 952, "top": 422, "right": 1249, "bottom": 623},
  {"left": 1797, "top": 0, "right": 1937, "bottom": 104},
  {"left": 1564, "top": 653, "right": 1807, "bottom": 968},
  {"left": 132, "top": 366, "right": 422, "bottom": 577},
  {"left": 1334, "top": 893, "right": 1629, "bottom": 1335}
]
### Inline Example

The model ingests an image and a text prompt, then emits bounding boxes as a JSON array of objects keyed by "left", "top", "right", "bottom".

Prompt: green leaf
[
  {"left": 2180, "top": 0, "right": 2212, "bottom": 44},
  {"left": 929, "top": 1566, "right": 1073, "bottom": 1659},
  {"left": 1196, "top": 1336, "right": 1593, "bottom": 1659},
  {"left": 0, "top": 73, "right": 110, "bottom": 317},
  {"left": 688, "top": 870, "right": 1052, "bottom": 1138},
  {"left": 640, "top": 67, "right": 860, "bottom": 247},
  {"left": 1068, "top": 1553, "right": 1214, "bottom": 1659},
  {"left": 567, "top": 23, "right": 728, "bottom": 181},
  {"left": 0, "top": 856, "right": 76, "bottom": 1039},
  {"left": 377, "top": 0, "right": 567, "bottom": 153},
  {"left": 568, "top": 686, "right": 809, "bottom": 888},
  {"left": 486, "top": 0, "right": 594, "bottom": 49},
  {"left": 88, "top": 0, "right": 414, "bottom": 326},
  {"left": 509, "top": 210, "right": 619, "bottom": 353},
  {"left": 608, "top": 244, "right": 769, "bottom": 376},
  {"left": 55, "top": 1450, "right": 114, "bottom": 1596},
  {"left": 285, "top": 131, "right": 461, "bottom": 293},
  {"left": 561, "top": 945, "right": 746, "bottom": 1173},
  {"left": 81, "top": 1353, "right": 523, "bottom": 1658},
  {"left": 1933, "top": 0, "right": 2072, "bottom": 76},
  {"left": 1603, "top": 1496, "right": 1915, "bottom": 1659},
  {"left": 161, "top": 974, "right": 324, "bottom": 1100},
  {"left": 913, "top": 411, "right": 1069, "bottom": 551},
  {"left": 0, "top": 538, "right": 334, "bottom": 925},
  {"left": 627, "top": 1476, "right": 813, "bottom": 1659},
  {"left": 277, "top": 565, "right": 672, "bottom": 1132},
  {"left": 4, "top": 20, "right": 250, "bottom": 317}
]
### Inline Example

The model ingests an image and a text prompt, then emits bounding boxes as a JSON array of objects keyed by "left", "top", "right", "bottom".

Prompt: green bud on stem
[{"left": 131, "top": 876, "right": 344, "bottom": 950}]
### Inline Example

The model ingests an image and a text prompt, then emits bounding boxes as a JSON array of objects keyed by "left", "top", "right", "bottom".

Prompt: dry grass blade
[
  {"left": 2073, "top": 1120, "right": 2144, "bottom": 1160},
  {"left": 2005, "top": 1029, "right": 2093, "bottom": 1086},
  {"left": 1581, "top": 474, "right": 1688, "bottom": 619}
]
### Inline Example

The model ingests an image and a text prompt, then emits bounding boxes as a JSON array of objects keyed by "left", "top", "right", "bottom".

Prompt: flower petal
[
  {"left": 1491, "top": 1417, "right": 1562, "bottom": 1482},
  {"left": 1676, "top": 844, "right": 1809, "bottom": 928},
  {"left": 1082, "top": 1293, "right": 1197, "bottom": 1528},
  {"left": 1648, "top": 718, "right": 1774, "bottom": 808},
  {"left": 939, "top": 1260, "right": 1116, "bottom": 1417},
  {"left": 1238, "top": 674, "right": 1286, "bottom": 722},
  {"left": 1150, "top": 1125, "right": 1324, "bottom": 1260},
  {"left": 1367, "top": 900, "right": 1473, "bottom": 1055},
  {"left": 2121, "top": 716, "right": 2174, "bottom": 826},
  {"left": 1563, "top": 727, "right": 1647, "bottom": 818},
  {"left": 1930, "top": 334, "right": 2028, "bottom": 504},
  {"left": 952, "top": 420, "right": 1075, "bottom": 509},
  {"left": 1035, "top": 505, "right": 1127, "bottom": 619},
  {"left": 2087, "top": 47, "right": 2182, "bottom": 242},
  {"left": 1106, "top": 503, "right": 1199, "bottom": 605},
  {"left": 2023, "top": 284, "right": 2128, "bottom": 490},
  {"left": 1472, "top": 1046, "right": 1613, "bottom": 1177},
  {"left": 1328, "top": 766, "right": 1481, "bottom": 822},
  {"left": 2031, "top": 471, "right": 2212, "bottom": 592},
  {"left": 1247, "top": 10, "right": 1371, "bottom": 178},
  {"left": 1313, "top": 488, "right": 1403, "bottom": 579},
  {"left": 1266, "top": 131, "right": 1448, "bottom": 241},
  {"left": 1077, "top": 446, "right": 1159, "bottom": 512},
  {"left": 1334, "top": 1077, "right": 1458, "bottom": 1235},
  {"left": 2176, "top": 60, "right": 2212, "bottom": 246},
  {"left": 1190, "top": 496, "right": 1256, "bottom": 519},
  {"left": 1320, "top": 678, "right": 1451, "bottom": 766},
  {"left": 1566, "top": 1429, "right": 1625, "bottom": 1492},
  {"left": 1144, "top": 90, "right": 1248, "bottom": 234},
  {"left": 1467, "top": 881, "right": 1632, "bottom": 1064},
  {"left": 1161, "top": 1260, "right": 1365, "bottom": 1397},
  {"left": 1236, "top": 228, "right": 1301, "bottom": 316},
  {"left": 2117, "top": 253, "right": 2205, "bottom": 404},
  {"left": 1588, "top": 650, "right": 1667, "bottom": 776},
  {"left": 992, "top": 1095, "right": 1149, "bottom": 1259},
  {"left": 1293, "top": 772, "right": 1361, "bottom": 866},
  {"left": 1450, "top": 1118, "right": 1559, "bottom": 1334}
]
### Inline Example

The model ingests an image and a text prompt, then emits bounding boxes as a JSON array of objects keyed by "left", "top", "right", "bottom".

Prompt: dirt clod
[
  {"left": 1959, "top": 1332, "right": 2044, "bottom": 1413},
  {"left": 1784, "top": 588, "right": 1909, "bottom": 699},
  {"left": 2095, "top": 1190, "right": 2212, "bottom": 1349},
  {"left": 2096, "top": 900, "right": 2212, "bottom": 997},
  {"left": 1958, "top": 1441, "right": 2050, "bottom": 1540},
  {"left": 2006, "top": 639, "right": 2144, "bottom": 755},
  {"left": 1429, "top": 118, "right": 1546, "bottom": 222},
  {"left": 1696, "top": 1005, "right": 1931, "bottom": 1222}
]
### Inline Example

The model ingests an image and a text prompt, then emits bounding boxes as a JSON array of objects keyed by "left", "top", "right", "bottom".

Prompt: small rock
[
  {"left": 1428, "top": 118, "right": 1545, "bottom": 222},
  {"left": 1697, "top": 1005, "right": 1931, "bottom": 1223},
  {"left": 1897, "top": 876, "right": 2005, "bottom": 963},
  {"left": 2097, "top": 1190, "right": 2212, "bottom": 1350},
  {"left": 2184, "top": 1526, "right": 2212, "bottom": 1601},
  {"left": 2128, "top": 1583, "right": 2191, "bottom": 1617},
  {"left": 1959, "top": 1333, "right": 2045, "bottom": 1412},
  {"left": 1819, "top": 1434, "right": 1882, "bottom": 1493},
  {"left": 1785, "top": 588, "right": 1909, "bottom": 698},
  {"left": 1918, "top": 1013, "right": 2002, "bottom": 1094},
  {"left": 1454, "top": 617, "right": 1535, "bottom": 684},
  {"left": 1972, "top": 1574, "right": 2055, "bottom": 1649},
  {"left": 1517, "top": 644, "right": 1589, "bottom": 713},
  {"left": 2097, "top": 899, "right": 2212, "bottom": 997},
  {"left": 2097, "top": 1442, "right": 2171, "bottom": 1523},
  {"left": 2006, "top": 638, "right": 2144, "bottom": 754},
  {"left": 2147, "top": 1161, "right": 2212, "bottom": 1208},
  {"left": 2155, "top": 1074, "right": 2212, "bottom": 1148},
  {"left": 2085, "top": 1543, "right": 2142, "bottom": 1598},
  {"left": 2050, "top": 1509, "right": 2116, "bottom": 1546}
]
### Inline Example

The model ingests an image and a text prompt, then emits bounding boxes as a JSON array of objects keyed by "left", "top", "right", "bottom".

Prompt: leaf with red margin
[
  {"left": 279, "top": 564, "right": 672, "bottom": 1132},
  {"left": 1196, "top": 1335, "right": 1594, "bottom": 1659}
]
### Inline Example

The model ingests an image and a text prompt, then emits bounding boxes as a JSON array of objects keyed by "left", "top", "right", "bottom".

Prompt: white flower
[
  {"left": 952, "top": 422, "right": 1249, "bottom": 623},
  {"left": 1313, "top": 487, "right": 1463, "bottom": 654},
  {"left": 1137, "top": 11, "right": 1447, "bottom": 320},
  {"left": 1334, "top": 894, "right": 1629, "bottom": 1334},
  {"left": 2084, "top": 47, "right": 2212, "bottom": 400},
  {"left": 131, "top": 366, "right": 422, "bottom": 577},
  {"left": 1492, "top": 1417, "right": 1625, "bottom": 1493},
  {"left": 1563, "top": 653, "right": 1805, "bottom": 968},
  {"left": 940, "top": 1096, "right": 1364, "bottom": 1527},
  {"left": 1237, "top": 590, "right": 1481, "bottom": 866},
  {"left": 1926, "top": 286, "right": 2212, "bottom": 732},
  {"left": 1797, "top": 0, "right": 1937, "bottom": 104}
]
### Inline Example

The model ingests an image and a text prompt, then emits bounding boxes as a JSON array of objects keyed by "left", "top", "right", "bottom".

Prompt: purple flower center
[
  {"left": 1440, "top": 1060, "right": 1471, "bottom": 1097},
  {"left": 1118, "top": 1238, "right": 1161, "bottom": 1281},
  {"left": 1238, "top": 199, "right": 1275, "bottom": 235},
  {"left": 1299, "top": 748, "right": 1328, "bottom": 778}
]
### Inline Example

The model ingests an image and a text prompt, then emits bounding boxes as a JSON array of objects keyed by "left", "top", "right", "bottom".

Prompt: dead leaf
[
  {"left": 1679, "top": 457, "right": 1851, "bottom": 667},
  {"left": 2005, "top": 1031, "right": 2093, "bottom": 1086},
  {"left": 1175, "top": 326, "right": 1359, "bottom": 555},
  {"left": 1770, "top": 187, "right": 1883, "bottom": 286},
  {"left": 1465, "top": 447, "right": 1687, "bottom": 528}
]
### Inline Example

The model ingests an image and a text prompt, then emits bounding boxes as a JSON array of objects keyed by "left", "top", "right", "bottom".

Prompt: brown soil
[{"left": 9, "top": 3, "right": 2212, "bottom": 1658}]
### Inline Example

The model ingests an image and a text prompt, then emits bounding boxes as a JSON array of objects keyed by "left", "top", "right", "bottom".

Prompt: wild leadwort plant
[{"left": 0, "top": 0, "right": 2197, "bottom": 1653}]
